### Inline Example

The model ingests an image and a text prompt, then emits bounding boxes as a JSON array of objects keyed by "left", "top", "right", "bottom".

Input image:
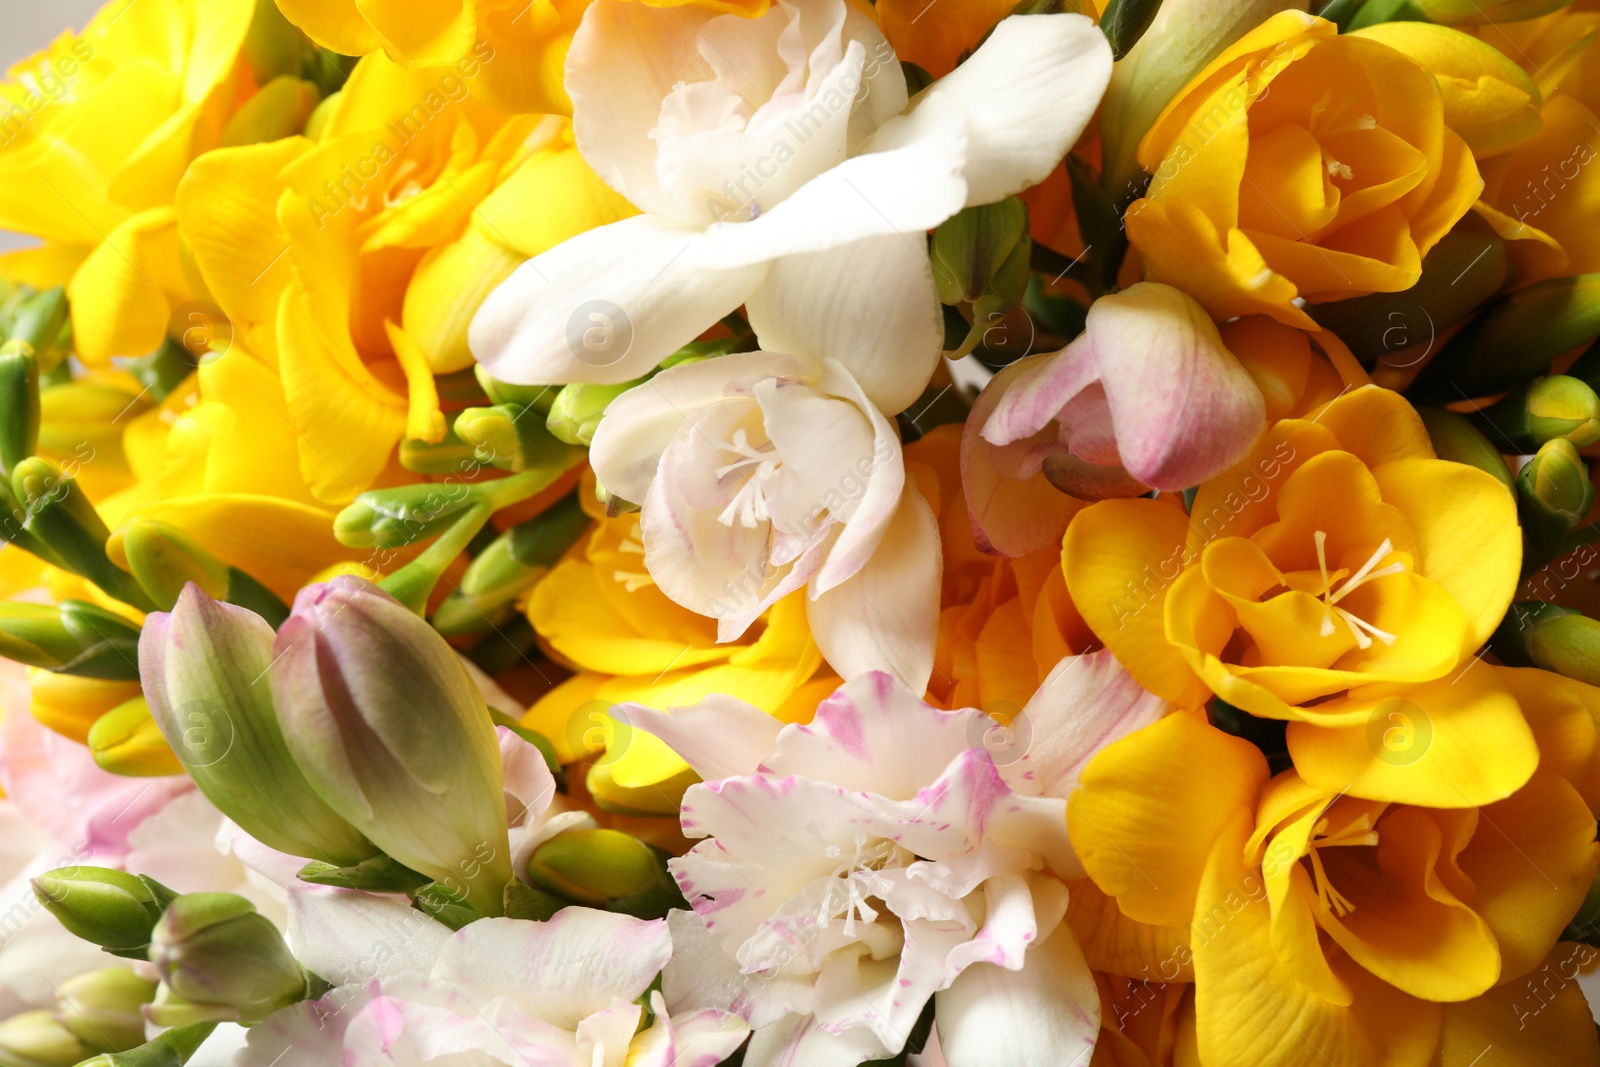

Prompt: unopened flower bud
[
  {"left": 529, "top": 829, "right": 680, "bottom": 917},
  {"left": 271, "top": 577, "right": 513, "bottom": 915},
  {"left": 72, "top": 1019, "right": 217, "bottom": 1067},
  {"left": 0, "top": 1009, "right": 90, "bottom": 1067},
  {"left": 475, "top": 366, "right": 556, "bottom": 410},
  {"left": 545, "top": 381, "right": 637, "bottom": 447},
  {"left": 454, "top": 404, "right": 584, "bottom": 472},
  {"left": 8, "top": 286, "right": 69, "bottom": 371},
  {"left": 1415, "top": 0, "right": 1571, "bottom": 24},
  {"left": 433, "top": 494, "right": 590, "bottom": 637},
  {"left": 0, "top": 340, "right": 39, "bottom": 477},
  {"left": 1517, "top": 437, "right": 1595, "bottom": 567},
  {"left": 87, "top": 696, "right": 184, "bottom": 778},
  {"left": 0, "top": 600, "right": 141, "bottom": 680},
  {"left": 141, "top": 585, "right": 380, "bottom": 866},
  {"left": 121, "top": 519, "right": 231, "bottom": 612},
  {"left": 1418, "top": 407, "right": 1512, "bottom": 491},
  {"left": 334, "top": 483, "right": 482, "bottom": 548},
  {"left": 1429, "top": 274, "right": 1600, "bottom": 398},
  {"left": 10, "top": 458, "right": 152, "bottom": 610},
  {"left": 932, "top": 199, "right": 1032, "bottom": 355},
  {"left": 1476, "top": 376, "right": 1600, "bottom": 451},
  {"left": 30, "top": 867, "right": 176, "bottom": 956},
  {"left": 54, "top": 967, "right": 156, "bottom": 1053},
  {"left": 149, "top": 894, "right": 307, "bottom": 1023}
]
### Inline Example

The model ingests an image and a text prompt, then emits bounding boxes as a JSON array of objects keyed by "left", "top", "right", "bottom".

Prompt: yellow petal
[
  {"left": 273, "top": 0, "right": 382, "bottom": 56},
  {"left": 1064, "top": 496, "right": 1208, "bottom": 708},
  {"left": 1069, "top": 713, "right": 1269, "bottom": 929},
  {"left": 1500, "top": 665, "right": 1600, "bottom": 814},
  {"left": 384, "top": 321, "right": 447, "bottom": 443},
  {"left": 1193, "top": 808, "right": 1441, "bottom": 1067},
  {"left": 67, "top": 207, "right": 184, "bottom": 365},
  {"left": 1066, "top": 877, "right": 1195, "bottom": 984},
  {"left": 26, "top": 669, "right": 142, "bottom": 744},
  {"left": 1286, "top": 659, "right": 1539, "bottom": 808},
  {"left": 1457, "top": 770, "right": 1599, "bottom": 983},
  {"left": 355, "top": 0, "right": 477, "bottom": 66},
  {"left": 1429, "top": 943, "right": 1600, "bottom": 1066}
]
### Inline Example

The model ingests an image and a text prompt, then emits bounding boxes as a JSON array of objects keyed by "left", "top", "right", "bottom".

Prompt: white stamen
[
  {"left": 713, "top": 428, "right": 780, "bottom": 529},
  {"left": 1314, "top": 532, "right": 1404, "bottom": 648}
]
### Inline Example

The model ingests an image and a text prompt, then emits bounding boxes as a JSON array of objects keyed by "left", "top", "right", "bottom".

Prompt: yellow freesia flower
[
  {"left": 908, "top": 425, "right": 1093, "bottom": 713},
  {"left": 1125, "top": 12, "right": 1483, "bottom": 329},
  {"left": 1068, "top": 711, "right": 1600, "bottom": 1067},
  {"left": 1065, "top": 386, "right": 1530, "bottom": 808},
  {"left": 175, "top": 53, "right": 633, "bottom": 502},
  {"left": 0, "top": 0, "right": 255, "bottom": 364},
  {"left": 1467, "top": 7, "right": 1600, "bottom": 283},
  {"left": 522, "top": 489, "right": 825, "bottom": 812},
  {"left": 270, "top": 0, "right": 766, "bottom": 116}
]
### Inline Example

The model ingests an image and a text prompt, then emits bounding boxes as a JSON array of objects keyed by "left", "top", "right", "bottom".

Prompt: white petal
[
  {"left": 807, "top": 482, "right": 941, "bottom": 693},
  {"left": 687, "top": 122, "right": 970, "bottom": 270},
  {"left": 497, "top": 727, "right": 557, "bottom": 831},
  {"left": 469, "top": 215, "right": 769, "bottom": 387},
  {"left": 663, "top": 909, "right": 814, "bottom": 1029},
  {"left": 623, "top": 694, "right": 783, "bottom": 782},
  {"left": 567, "top": 0, "right": 713, "bottom": 221},
  {"left": 1001, "top": 649, "right": 1168, "bottom": 800},
  {"left": 286, "top": 884, "right": 451, "bottom": 985},
  {"left": 933, "top": 922, "right": 1100, "bottom": 1067},
  {"left": 589, "top": 350, "right": 813, "bottom": 504},
  {"left": 184, "top": 1022, "right": 251, "bottom": 1067},
  {"left": 631, "top": 991, "right": 751, "bottom": 1067},
  {"left": 436, "top": 910, "right": 672, "bottom": 1030},
  {"left": 746, "top": 236, "right": 943, "bottom": 416},
  {"left": 746, "top": 1012, "right": 895, "bottom": 1067},
  {"left": 238, "top": 995, "right": 352, "bottom": 1067},
  {"left": 909, "top": 15, "right": 1112, "bottom": 207}
]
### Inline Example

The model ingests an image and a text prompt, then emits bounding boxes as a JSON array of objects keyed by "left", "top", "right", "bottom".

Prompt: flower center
[
  {"left": 818, "top": 833, "right": 903, "bottom": 938},
  {"left": 1313, "top": 531, "right": 1406, "bottom": 650},
  {"left": 1305, "top": 810, "right": 1379, "bottom": 918},
  {"left": 611, "top": 533, "right": 654, "bottom": 592},
  {"left": 714, "top": 428, "right": 781, "bottom": 529}
]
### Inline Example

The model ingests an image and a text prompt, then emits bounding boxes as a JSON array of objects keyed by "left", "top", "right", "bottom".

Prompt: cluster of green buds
[
  {"left": 1494, "top": 602, "right": 1600, "bottom": 689},
  {"left": 932, "top": 198, "right": 1034, "bottom": 358},
  {"left": 29, "top": 867, "right": 307, "bottom": 1059},
  {"left": 0, "top": 966, "right": 155, "bottom": 1067}
]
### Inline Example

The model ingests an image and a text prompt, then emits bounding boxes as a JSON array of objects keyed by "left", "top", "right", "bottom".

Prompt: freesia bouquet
[{"left": 0, "top": 0, "right": 1598, "bottom": 1063}]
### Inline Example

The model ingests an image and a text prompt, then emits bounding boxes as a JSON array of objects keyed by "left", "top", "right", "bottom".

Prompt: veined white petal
[
  {"left": 469, "top": 215, "right": 768, "bottom": 387},
  {"left": 624, "top": 694, "right": 784, "bottom": 782},
  {"left": 747, "top": 235, "right": 943, "bottom": 416},
  {"left": 933, "top": 921, "right": 1100, "bottom": 1067},
  {"left": 285, "top": 883, "right": 452, "bottom": 986}
]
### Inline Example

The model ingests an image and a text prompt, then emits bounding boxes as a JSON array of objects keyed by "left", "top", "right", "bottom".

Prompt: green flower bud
[
  {"left": 54, "top": 968, "right": 157, "bottom": 1053},
  {"left": 141, "top": 585, "right": 381, "bottom": 866},
  {"left": 1312, "top": 231, "right": 1507, "bottom": 363},
  {"left": 1529, "top": 612, "right": 1600, "bottom": 689},
  {"left": 0, "top": 600, "right": 141, "bottom": 680},
  {"left": 474, "top": 366, "right": 557, "bottom": 410},
  {"left": 219, "top": 76, "right": 319, "bottom": 148},
  {"left": 272, "top": 577, "right": 513, "bottom": 916},
  {"left": 528, "top": 828, "right": 682, "bottom": 917},
  {"left": 0, "top": 1009, "right": 90, "bottom": 1067},
  {"left": 30, "top": 867, "right": 176, "bottom": 957},
  {"left": 1475, "top": 375, "right": 1600, "bottom": 452},
  {"left": 433, "top": 494, "right": 590, "bottom": 637},
  {"left": 8, "top": 287, "right": 69, "bottom": 371},
  {"left": 0, "top": 341, "right": 39, "bottom": 477},
  {"left": 1417, "top": 407, "right": 1513, "bottom": 491},
  {"left": 72, "top": 1020, "right": 217, "bottom": 1067},
  {"left": 149, "top": 894, "right": 308, "bottom": 1023},
  {"left": 398, "top": 422, "right": 482, "bottom": 475},
  {"left": 931, "top": 199, "right": 1032, "bottom": 356},
  {"left": 1428, "top": 273, "right": 1600, "bottom": 398},
  {"left": 1517, "top": 437, "right": 1595, "bottom": 567},
  {"left": 546, "top": 382, "right": 637, "bottom": 447},
  {"left": 87, "top": 697, "right": 185, "bottom": 778},
  {"left": 121, "top": 519, "right": 231, "bottom": 611},
  {"left": 1415, "top": 0, "right": 1571, "bottom": 24},
  {"left": 334, "top": 484, "right": 481, "bottom": 548},
  {"left": 36, "top": 381, "right": 152, "bottom": 467},
  {"left": 9, "top": 458, "right": 152, "bottom": 611},
  {"left": 455, "top": 404, "right": 585, "bottom": 472}
]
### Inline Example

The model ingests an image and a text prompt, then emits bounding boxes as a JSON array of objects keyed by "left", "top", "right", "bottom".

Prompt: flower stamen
[{"left": 1313, "top": 531, "right": 1405, "bottom": 648}]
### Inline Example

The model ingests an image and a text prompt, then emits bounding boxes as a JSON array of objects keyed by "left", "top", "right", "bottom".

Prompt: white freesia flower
[
  {"left": 238, "top": 902, "right": 746, "bottom": 1067},
  {"left": 626, "top": 652, "right": 1167, "bottom": 1067},
  {"left": 589, "top": 350, "right": 940, "bottom": 691},
  {"left": 470, "top": 0, "right": 1113, "bottom": 416}
]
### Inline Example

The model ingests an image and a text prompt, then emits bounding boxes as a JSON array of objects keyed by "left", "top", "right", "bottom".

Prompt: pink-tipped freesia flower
[
  {"left": 963, "top": 282, "right": 1267, "bottom": 556},
  {"left": 625, "top": 650, "right": 1166, "bottom": 1066}
]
